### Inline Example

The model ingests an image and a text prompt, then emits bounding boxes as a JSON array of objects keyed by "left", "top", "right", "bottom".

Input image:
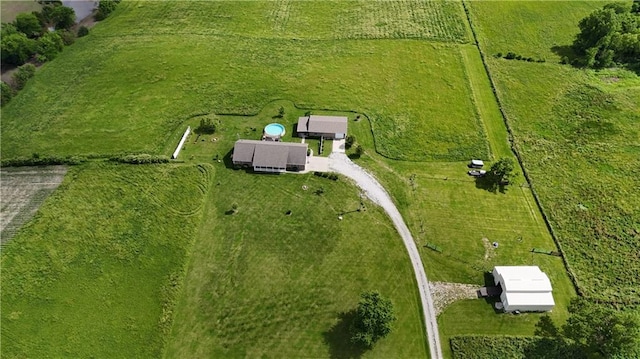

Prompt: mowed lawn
[
  {"left": 0, "top": 163, "right": 211, "bottom": 358},
  {"left": 467, "top": 0, "right": 640, "bottom": 304},
  {"left": 165, "top": 167, "right": 428, "bottom": 358},
  {"left": 1, "top": 0, "right": 487, "bottom": 162}
]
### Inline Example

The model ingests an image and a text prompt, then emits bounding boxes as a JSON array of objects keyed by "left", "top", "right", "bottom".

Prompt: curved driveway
[{"left": 328, "top": 151, "right": 443, "bottom": 359}]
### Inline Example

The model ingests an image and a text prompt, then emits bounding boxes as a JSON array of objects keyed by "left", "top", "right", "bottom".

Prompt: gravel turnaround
[{"left": 329, "top": 153, "right": 443, "bottom": 359}]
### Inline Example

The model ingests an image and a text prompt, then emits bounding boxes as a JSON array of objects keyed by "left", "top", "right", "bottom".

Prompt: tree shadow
[
  {"left": 534, "top": 315, "right": 559, "bottom": 338},
  {"left": 551, "top": 45, "right": 578, "bottom": 62},
  {"left": 322, "top": 310, "right": 368, "bottom": 359},
  {"left": 474, "top": 175, "right": 509, "bottom": 194}
]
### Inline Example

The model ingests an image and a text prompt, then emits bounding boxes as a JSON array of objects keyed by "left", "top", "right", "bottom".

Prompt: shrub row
[
  {"left": 495, "top": 52, "right": 546, "bottom": 63},
  {"left": 109, "top": 154, "right": 170, "bottom": 164},
  {"left": 1, "top": 154, "right": 85, "bottom": 167},
  {"left": 450, "top": 335, "right": 584, "bottom": 359},
  {"left": 314, "top": 171, "right": 339, "bottom": 181}
]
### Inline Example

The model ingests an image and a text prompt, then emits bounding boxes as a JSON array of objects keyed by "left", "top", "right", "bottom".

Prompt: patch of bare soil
[
  {"left": 0, "top": 166, "right": 67, "bottom": 244},
  {"left": 429, "top": 281, "right": 479, "bottom": 316},
  {"left": 481, "top": 237, "right": 496, "bottom": 261}
]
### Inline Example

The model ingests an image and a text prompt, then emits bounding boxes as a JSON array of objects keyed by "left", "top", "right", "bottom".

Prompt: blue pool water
[{"left": 264, "top": 123, "right": 285, "bottom": 137}]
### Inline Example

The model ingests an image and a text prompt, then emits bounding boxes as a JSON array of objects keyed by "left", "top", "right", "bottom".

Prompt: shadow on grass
[
  {"left": 322, "top": 310, "right": 368, "bottom": 359},
  {"left": 474, "top": 175, "right": 508, "bottom": 194},
  {"left": 551, "top": 45, "right": 577, "bottom": 62}
]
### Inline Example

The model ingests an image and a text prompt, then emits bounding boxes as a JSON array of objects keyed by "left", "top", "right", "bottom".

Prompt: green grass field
[
  {"left": 0, "top": 163, "right": 211, "bottom": 358},
  {"left": 2, "top": 1, "right": 617, "bottom": 357},
  {"left": 467, "top": 0, "right": 640, "bottom": 304},
  {"left": 1, "top": 0, "right": 485, "bottom": 162},
  {"left": 165, "top": 167, "right": 428, "bottom": 358}
]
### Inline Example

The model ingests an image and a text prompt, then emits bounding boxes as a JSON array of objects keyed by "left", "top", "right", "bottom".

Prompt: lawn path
[
  {"left": 459, "top": 44, "right": 512, "bottom": 159},
  {"left": 328, "top": 151, "right": 442, "bottom": 359}
]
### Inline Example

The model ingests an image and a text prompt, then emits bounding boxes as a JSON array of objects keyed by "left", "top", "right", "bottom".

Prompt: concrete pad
[
  {"left": 302, "top": 156, "right": 330, "bottom": 173},
  {"left": 332, "top": 139, "right": 346, "bottom": 153}
]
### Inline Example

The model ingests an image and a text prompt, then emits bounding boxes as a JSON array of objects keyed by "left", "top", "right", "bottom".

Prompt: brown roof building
[
  {"left": 297, "top": 115, "right": 348, "bottom": 139},
  {"left": 232, "top": 140, "right": 308, "bottom": 173}
]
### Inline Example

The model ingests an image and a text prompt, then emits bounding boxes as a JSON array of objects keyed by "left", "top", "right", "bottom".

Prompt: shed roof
[
  {"left": 503, "top": 291, "right": 555, "bottom": 307},
  {"left": 493, "top": 266, "right": 553, "bottom": 292},
  {"left": 297, "top": 115, "right": 348, "bottom": 135}
]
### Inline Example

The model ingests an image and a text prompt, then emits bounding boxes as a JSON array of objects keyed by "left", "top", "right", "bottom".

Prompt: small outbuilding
[
  {"left": 232, "top": 140, "right": 308, "bottom": 173},
  {"left": 492, "top": 266, "right": 555, "bottom": 312},
  {"left": 296, "top": 115, "right": 348, "bottom": 139}
]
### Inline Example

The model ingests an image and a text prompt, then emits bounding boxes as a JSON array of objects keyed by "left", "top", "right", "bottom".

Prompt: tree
[
  {"left": 572, "top": 4, "right": 640, "bottom": 69},
  {"left": 36, "top": 31, "right": 64, "bottom": 62},
  {"left": 1, "top": 32, "right": 37, "bottom": 65},
  {"left": 277, "top": 106, "right": 285, "bottom": 118},
  {"left": 195, "top": 116, "right": 217, "bottom": 134},
  {"left": 489, "top": 157, "right": 515, "bottom": 185},
  {"left": 563, "top": 298, "right": 640, "bottom": 358},
  {"left": 50, "top": 6, "right": 75, "bottom": 30},
  {"left": 14, "top": 13, "right": 42, "bottom": 38},
  {"left": 350, "top": 291, "right": 396, "bottom": 348},
  {"left": 1, "top": 81, "right": 14, "bottom": 107},
  {"left": 353, "top": 144, "right": 364, "bottom": 158},
  {"left": 633, "top": 0, "right": 640, "bottom": 14}
]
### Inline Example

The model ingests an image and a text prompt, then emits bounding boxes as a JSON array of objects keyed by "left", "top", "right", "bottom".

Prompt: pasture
[
  {"left": 0, "top": 0, "right": 42, "bottom": 23},
  {"left": 0, "top": 1, "right": 607, "bottom": 358},
  {"left": 467, "top": 0, "right": 640, "bottom": 304},
  {"left": 0, "top": 163, "right": 211, "bottom": 358},
  {"left": 1, "top": 0, "right": 486, "bottom": 162}
]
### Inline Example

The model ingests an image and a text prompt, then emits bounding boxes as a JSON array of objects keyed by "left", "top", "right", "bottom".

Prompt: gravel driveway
[{"left": 328, "top": 153, "right": 443, "bottom": 359}]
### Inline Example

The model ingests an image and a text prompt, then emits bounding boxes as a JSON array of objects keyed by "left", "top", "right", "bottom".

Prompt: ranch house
[
  {"left": 296, "top": 115, "right": 348, "bottom": 140},
  {"left": 232, "top": 140, "right": 308, "bottom": 173}
]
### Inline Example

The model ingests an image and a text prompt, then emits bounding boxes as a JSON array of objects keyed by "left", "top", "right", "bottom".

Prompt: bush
[
  {"left": 1, "top": 32, "right": 37, "bottom": 65},
  {"left": 109, "top": 154, "right": 170, "bottom": 164},
  {"left": 12, "top": 63, "right": 37, "bottom": 90},
  {"left": 505, "top": 52, "right": 516, "bottom": 59},
  {"left": 77, "top": 26, "right": 89, "bottom": 37},
  {"left": 36, "top": 31, "right": 64, "bottom": 61},
  {"left": 95, "top": 0, "right": 119, "bottom": 21},
  {"left": 1, "top": 81, "right": 14, "bottom": 107},
  {"left": 1, "top": 154, "right": 85, "bottom": 167},
  {"left": 56, "top": 29, "right": 75, "bottom": 45},
  {"left": 313, "top": 171, "right": 339, "bottom": 181},
  {"left": 51, "top": 6, "right": 75, "bottom": 30},
  {"left": 345, "top": 135, "right": 356, "bottom": 149},
  {"left": 195, "top": 116, "right": 217, "bottom": 134},
  {"left": 450, "top": 336, "right": 585, "bottom": 359},
  {"left": 14, "top": 12, "right": 42, "bottom": 38}
]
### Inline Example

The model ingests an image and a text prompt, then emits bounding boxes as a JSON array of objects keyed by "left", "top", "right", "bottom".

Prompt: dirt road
[{"left": 328, "top": 153, "right": 443, "bottom": 359}]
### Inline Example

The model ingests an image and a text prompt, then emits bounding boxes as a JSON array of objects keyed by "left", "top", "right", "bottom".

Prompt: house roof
[
  {"left": 232, "top": 140, "right": 307, "bottom": 168},
  {"left": 493, "top": 266, "right": 553, "bottom": 292},
  {"left": 297, "top": 115, "right": 348, "bottom": 135}
]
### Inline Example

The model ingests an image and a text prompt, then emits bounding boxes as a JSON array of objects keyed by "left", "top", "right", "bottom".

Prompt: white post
[{"left": 172, "top": 126, "right": 191, "bottom": 159}]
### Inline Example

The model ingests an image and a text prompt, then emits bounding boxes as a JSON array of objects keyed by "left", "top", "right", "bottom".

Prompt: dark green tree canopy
[
  {"left": 1, "top": 32, "right": 37, "bottom": 66},
  {"left": 14, "top": 13, "right": 42, "bottom": 38},
  {"left": 350, "top": 291, "right": 396, "bottom": 348},
  {"left": 573, "top": 3, "right": 640, "bottom": 69},
  {"left": 50, "top": 6, "right": 75, "bottom": 30},
  {"left": 563, "top": 298, "right": 640, "bottom": 358},
  {"left": 489, "top": 157, "right": 515, "bottom": 184}
]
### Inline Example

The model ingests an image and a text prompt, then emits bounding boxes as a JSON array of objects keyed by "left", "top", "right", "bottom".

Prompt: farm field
[
  {"left": 1, "top": 1, "right": 617, "bottom": 358},
  {"left": 0, "top": 166, "right": 67, "bottom": 243},
  {"left": 1, "top": 0, "right": 486, "bottom": 162},
  {"left": 0, "top": 0, "right": 42, "bottom": 23},
  {"left": 467, "top": 0, "right": 640, "bottom": 304},
  {"left": 0, "top": 163, "right": 211, "bottom": 358}
]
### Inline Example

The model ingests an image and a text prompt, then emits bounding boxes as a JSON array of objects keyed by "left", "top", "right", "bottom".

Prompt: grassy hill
[{"left": 467, "top": 1, "right": 640, "bottom": 304}]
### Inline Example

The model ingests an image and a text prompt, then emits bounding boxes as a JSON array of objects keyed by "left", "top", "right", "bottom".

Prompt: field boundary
[{"left": 461, "top": 0, "right": 583, "bottom": 298}]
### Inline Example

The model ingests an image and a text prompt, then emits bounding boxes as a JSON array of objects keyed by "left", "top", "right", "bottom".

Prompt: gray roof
[
  {"left": 232, "top": 140, "right": 307, "bottom": 168},
  {"left": 297, "top": 115, "right": 348, "bottom": 135}
]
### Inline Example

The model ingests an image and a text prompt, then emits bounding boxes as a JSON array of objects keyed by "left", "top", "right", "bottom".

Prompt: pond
[{"left": 62, "top": 0, "right": 97, "bottom": 22}]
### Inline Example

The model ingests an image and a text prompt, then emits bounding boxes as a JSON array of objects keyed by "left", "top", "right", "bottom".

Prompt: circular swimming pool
[{"left": 264, "top": 123, "right": 286, "bottom": 138}]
